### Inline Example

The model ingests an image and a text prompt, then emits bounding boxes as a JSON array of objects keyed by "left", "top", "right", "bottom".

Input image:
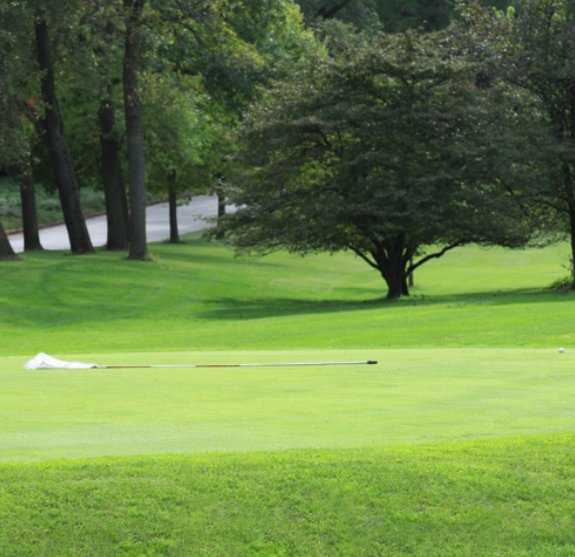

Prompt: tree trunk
[
  {"left": 19, "top": 167, "right": 43, "bottom": 251},
  {"left": 401, "top": 274, "right": 410, "bottom": 296},
  {"left": 218, "top": 192, "right": 226, "bottom": 219},
  {"left": 380, "top": 256, "right": 409, "bottom": 299},
  {"left": 0, "top": 221, "right": 18, "bottom": 260},
  {"left": 123, "top": 0, "right": 148, "bottom": 260},
  {"left": 168, "top": 171, "right": 180, "bottom": 243},
  {"left": 377, "top": 238, "right": 409, "bottom": 299},
  {"left": 568, "top": 83, "right": 575, "bottom": 287},
  {"left": 382, "top": 268, "right": 405, "bottom": 299},
  {"left": 35, "top": 16, "right": 93, "bottom": 254},
  {"left": 215, "top": 191, "right": 226, "bottom": 239},
  {"left": 99, "top": 97, "right": 129, "bottom": 250},
  {"left": 408, "top": 257, "right": 414, "bottom": 287},
  {"left": 568, "top": 203, "right": 575, "bottom": 288}
]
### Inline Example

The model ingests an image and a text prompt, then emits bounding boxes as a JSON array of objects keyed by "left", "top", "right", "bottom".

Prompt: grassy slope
[
  {"left": 2, "top": 239, "right": 575, "bottom": 555},
  {"left": 1, "top": 437, "right": 574, "bottom": 557},
  {"left": 0, "top": 238, "right": 573, "bottom": 355}
]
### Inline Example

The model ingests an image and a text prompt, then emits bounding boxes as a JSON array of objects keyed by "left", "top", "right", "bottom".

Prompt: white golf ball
[{"left": 559, "top": 348, "right": 565, "bottom": 353}]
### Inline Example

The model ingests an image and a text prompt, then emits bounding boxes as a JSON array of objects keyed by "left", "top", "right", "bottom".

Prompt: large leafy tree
[
  {"left": 163, "top": 0, "right": 320, "bottom": 224},
  {"left": 220, "top": 27, "right": 530, "bottom": 298},
  {"left": 463, "top": 0, "right": 575, "bottom": 286},
  {"left": 502, "top": 0, "right": 575, "bottom": 285}
]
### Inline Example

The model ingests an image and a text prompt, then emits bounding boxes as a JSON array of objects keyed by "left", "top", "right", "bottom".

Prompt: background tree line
[
  {"left": 2, "top": 0, "right": 574, "bottom": 300},
  {"left": 0, "top": 0, "right": 316, "bottom": 257}
]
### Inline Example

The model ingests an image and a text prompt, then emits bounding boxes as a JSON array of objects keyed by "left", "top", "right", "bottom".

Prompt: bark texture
[
  {"left": 168, "top": 172, "right": 180, "bottom": 243},
  {"left": 567, "top": 194, "right": 575, "bottom": 288},
  {"left": 99, "top": 97, "right": 129, "bottom": 250},
  {"left": 19, "top": 166, "right": 43, "bottom": 251},
  {"left": 215, "top": 191, "right": 226, "bottom": 239},
  {"left": 0, "top": 222, "right": 18, "bottom": 260},
  {"left": 123, "top": 0, "right": 148, "bottom": 259},
  {"left": 35, "top": 16, "right": 93, "bottom": 254}
]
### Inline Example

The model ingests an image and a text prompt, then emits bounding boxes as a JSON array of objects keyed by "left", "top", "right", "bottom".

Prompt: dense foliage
[
  {"left": 219, "top": 24, "right": 530, "bottom": 297},
  {"left": 0, "top": 0, "right": 573, "bottom": 296}
]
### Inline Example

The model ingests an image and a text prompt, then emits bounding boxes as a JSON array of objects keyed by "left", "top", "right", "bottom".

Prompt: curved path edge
[{"left": 8, "top": 195, "right": 218, "bottom": 253}]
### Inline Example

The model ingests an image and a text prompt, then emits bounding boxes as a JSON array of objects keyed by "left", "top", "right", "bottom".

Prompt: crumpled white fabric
[{"left": 25, "top": 353, "right": 99, "bottom": 370}]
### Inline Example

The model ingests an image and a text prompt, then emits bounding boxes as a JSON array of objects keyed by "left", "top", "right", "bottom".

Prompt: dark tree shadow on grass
[{"left": 196, "top": 288, "right": 575, "bottom": 321}]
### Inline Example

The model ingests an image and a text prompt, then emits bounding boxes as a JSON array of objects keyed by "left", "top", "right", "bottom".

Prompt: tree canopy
[
  {"left": 1, "top": 0, "right": 574, "bottom": 298},
  {"left": 219, "top": 25, "right": 530, "bottom": 298}
]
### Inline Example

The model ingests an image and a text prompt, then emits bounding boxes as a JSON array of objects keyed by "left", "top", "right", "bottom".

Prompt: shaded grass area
[
  {"left": 2, "top": 349, "right": 575, "bottom": 461},
  {"left": 1, "top": 435, "right": 574, "bottom": 556},
  {"left": 0, "top": 238, "right": 574, "bottom": 355}
]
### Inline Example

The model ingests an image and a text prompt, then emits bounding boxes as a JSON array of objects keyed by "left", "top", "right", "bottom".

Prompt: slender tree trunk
[
  {"left": 568, "top": 84, "right": 575, "bottom": 287},
  {"left": 18, "top": 166, "right": 43, "bottom": 251},
  {"left": 123, "top": 0, "right": 148, "bottom": 260},
  {"left": 34, "top": 16, "right": 93, "bottom": 254},
  {"left": 217, "top": 192, "right": 226, "bottom": 219},
  {"left": 408, "top": 257, "right": 414, "bottom": 287},
  {"left": 215, "top": 191, "right": 226, "bottom": 239},
  {"left": 0, "top": 221, "right": 18, "bottom": 260},
  {"left": 99, "top": 97, "right": 129, "bottom": 250},
  {"left": 168, "top": 171, "right": 180, "bottom": 243},
  {"left": 568, "top": 203, "right": 575, "bottom": 288},
  {"left": 401, "top": 275, "right": 410, "bottom": 296}
]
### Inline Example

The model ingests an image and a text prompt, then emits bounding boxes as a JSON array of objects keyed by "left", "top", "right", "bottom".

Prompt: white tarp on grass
[{"left": 25, "top": 353, "right": 99, "bottom": 370}]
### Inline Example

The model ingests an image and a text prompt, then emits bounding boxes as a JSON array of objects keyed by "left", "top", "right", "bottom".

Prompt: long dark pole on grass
[{"left": 100, "top": 360, "right": 379, "bottom": 370}]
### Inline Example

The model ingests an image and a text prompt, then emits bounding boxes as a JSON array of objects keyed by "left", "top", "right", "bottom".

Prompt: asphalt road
[{"left": 9, "top": 195, "right": 218, "bottom": 253}]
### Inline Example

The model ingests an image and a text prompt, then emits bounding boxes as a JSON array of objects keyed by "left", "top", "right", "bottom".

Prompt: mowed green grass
[
  {"left": 2, "top": 238, "right": 575, "bottom": 555},
  {"left": 1, "top": 349, "right": 575, "bottom": 461},
  {"left": 1, "top": 437, "right": 574, "bottom": 557},
  {"left": 0, "top": 238, "right": 574, "bottom": 355}
]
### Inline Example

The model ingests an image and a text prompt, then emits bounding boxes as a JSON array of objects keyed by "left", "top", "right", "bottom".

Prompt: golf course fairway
[
  {"left": 1, "top": 349, "right": 574, "bottom": 461},
  {"left": 1, "top": 239, "right": 575, "bottom": 555}
]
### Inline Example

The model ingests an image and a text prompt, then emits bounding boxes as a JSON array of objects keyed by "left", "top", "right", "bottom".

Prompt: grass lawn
[
  {"left": 2, "top": 348, "right": 575, "bottom": 461},
  {"left": 0, "top": 238, "right": 574, "bottom": 355},
  {"left": 1, "top": 238, "right": 575, "bottom": 555},
  {"left": 2, "top": 437, "right": 574, "bottom": 556}
]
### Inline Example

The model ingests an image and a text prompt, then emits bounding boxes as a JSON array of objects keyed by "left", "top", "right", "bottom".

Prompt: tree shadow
[{"left": 196, "top": 288, "right": 575, "bottom": 321}]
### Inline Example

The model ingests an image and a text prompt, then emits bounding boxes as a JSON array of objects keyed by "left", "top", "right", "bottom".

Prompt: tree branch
[
  {"left": 409, "top": 242, "right": 463, "bottom": 274},
  {"left": 316, "top": 0, "right": 353, "bottom": 19},
  {"left": 348, "top": 245, "right": 380, "bottom": 270}
]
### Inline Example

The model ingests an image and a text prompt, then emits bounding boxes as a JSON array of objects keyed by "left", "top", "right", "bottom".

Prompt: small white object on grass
[
  {"left": 558, "top": 347, "right": 566, "bottom": 354},
  {"left": 25, "top": 353, "right": 98, "bottom": 370}
]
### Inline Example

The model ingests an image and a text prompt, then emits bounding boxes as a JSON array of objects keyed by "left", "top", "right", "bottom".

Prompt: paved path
[{"left": 9, "top": 195, "right": 218, "bottom": 253}]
